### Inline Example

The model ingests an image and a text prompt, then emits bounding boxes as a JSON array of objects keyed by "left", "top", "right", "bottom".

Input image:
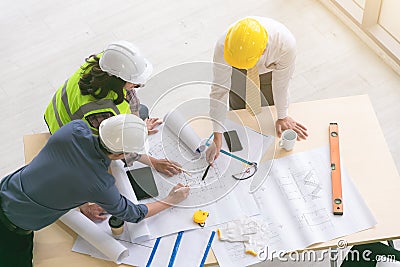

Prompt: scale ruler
[{"left": 329, "top": 123, "right": 343, "bottom": 215}]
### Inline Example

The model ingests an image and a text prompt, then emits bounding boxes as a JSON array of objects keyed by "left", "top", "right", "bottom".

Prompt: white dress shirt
[{"left": 210, "top": 16, "right": 296, "bottom": 132}]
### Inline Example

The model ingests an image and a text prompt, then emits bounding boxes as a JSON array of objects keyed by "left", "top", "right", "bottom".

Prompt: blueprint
[
  {"left": 127, "top": 154, "right": 259, "bottom": 240},
  {"left": 146, "top": 120, "right": 274, "bottom": 207},
  {"left": 212, "top": 146, "right": 377, "bottom": 267},
  {"left": 68, "top": 118, "right": 274, "bottom": 264},
  {"left": 129, "top": 120, "right": 274, "bottom": 240},
  {"left": 146, "top": 125, "right": 243, "bottom": 207},
  {"left": 72, "top": 228, "right": 215, "bottom": 267}
]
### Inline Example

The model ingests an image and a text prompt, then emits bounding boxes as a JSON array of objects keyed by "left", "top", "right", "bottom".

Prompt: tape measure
[
  {"left": 193, "top": 210, "right": 209, "bottom": 227},
  {"left": 329, "top": 123, "right": 343, "bottom": 215}
]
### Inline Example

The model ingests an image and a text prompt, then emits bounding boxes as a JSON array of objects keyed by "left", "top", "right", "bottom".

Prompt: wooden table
[
  {"left": 24, "top": 136, "right": 217, "bottom": 267},
  {"left": 24, "top": 95, "right": 400, "bottom": 266}
]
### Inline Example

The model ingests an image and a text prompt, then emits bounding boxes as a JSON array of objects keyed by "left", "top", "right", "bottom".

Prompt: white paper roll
[
  {"left": 59, "top": 209, "right": 129, "bottom": 263},
  {"left": 164, "top": 110, "right": 204, "bottom": 153}
]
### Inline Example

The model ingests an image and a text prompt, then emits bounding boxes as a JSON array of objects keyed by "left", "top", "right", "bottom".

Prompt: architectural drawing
[
  {"left": 298, "top": 208, "right": 331, "bottom": 228},
  {"left": 212, "top": 147, "right": 376, "bottom": 267},
  {"left": 117, "top": 121, "right": 271, "bottom": 239},
  {"left": 146, "top": 126, "right": 242, "bottom": 207},
  {"left": 277, "top": 162, "right": 323, "bottom": 202},
  {"left": 274, "top": 159, "right": 333, "bottom": 232}
]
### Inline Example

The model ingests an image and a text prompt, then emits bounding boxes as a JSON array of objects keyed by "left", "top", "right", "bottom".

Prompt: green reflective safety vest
[{"left": 44, "top": 60, "right": 130, "bottom": 135}]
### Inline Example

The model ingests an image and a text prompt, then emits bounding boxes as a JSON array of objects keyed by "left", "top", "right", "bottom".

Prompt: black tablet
[
  {"left": 126, "top": 167, "right": 159, "bottom": 200},
  {"left": 223, "top": 130, "right": 243, "bottom": 152}
]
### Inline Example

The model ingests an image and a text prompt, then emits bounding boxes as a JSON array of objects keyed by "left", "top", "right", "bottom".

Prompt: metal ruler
[{"left": 329, "top": 123, "right": 343, "bottom": 215}]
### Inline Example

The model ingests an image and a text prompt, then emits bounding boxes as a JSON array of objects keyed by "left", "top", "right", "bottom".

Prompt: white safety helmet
[
  {"left": 99, "top": 114, "right": 148, "bottom": 154},
  {"left": 99, "top": 40, "right": 153, "bottom": 84}
]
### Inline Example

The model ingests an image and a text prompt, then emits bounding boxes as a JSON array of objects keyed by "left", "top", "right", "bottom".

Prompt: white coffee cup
[{"left": 279, "top": 129, "right": 297, "bottom": 151}]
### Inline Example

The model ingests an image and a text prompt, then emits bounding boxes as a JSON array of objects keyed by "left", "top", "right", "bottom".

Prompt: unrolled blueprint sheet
[
  {"left": 219, "top": 120, "right": 274, "bottom": 164},
  {"left": 212, "top": 146, "right": 377, "bottom": 267},
  {"left": 69, "top": 118, "right": 272, "bottom": 264},
  {"left": 124, "top": 157, "right": 259, "bottom": 240},
  {"left": 72, "top": 228, "right": 215, "bottom": 267},
  {"left": 126, "top": 120, "right": 273, "bottom": 239},
  {"left": 146, "top": 120, "right": 273, "bottom": 208}
]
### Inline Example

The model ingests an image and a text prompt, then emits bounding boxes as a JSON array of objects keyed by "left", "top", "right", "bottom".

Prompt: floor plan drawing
[
  {"left": 277, "top": 162, "right": 324, "bottom": 203},
  {"left": 146, "top": 125, "right": 244, "bottom": 207},
  {"left": 212, "top": 147, "right": 376, "bottom": 267},
  {"left": 296, "top": 208, "right": 333, "bottom": 231}
]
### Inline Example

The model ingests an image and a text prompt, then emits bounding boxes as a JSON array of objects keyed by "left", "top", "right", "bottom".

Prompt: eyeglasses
[
  {"left": 125, "top": 83, "right": 145, "bottom": 90},
  {"left": 132, "top": 83, "right": 144, "bottom": 88},
  {"left": 232, "top": 162, "right": 258, "bottom": 180}
]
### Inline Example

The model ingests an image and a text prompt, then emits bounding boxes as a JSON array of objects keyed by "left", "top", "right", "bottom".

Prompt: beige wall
[
  {"left": 353, "top": 0, "right": 365, "bottom": 9},
  {"left": 328, "top": 0, "right": 400, "bottom": 69},
  {"left": 379, "top": 0, "right": 400, "bottom": 43}
]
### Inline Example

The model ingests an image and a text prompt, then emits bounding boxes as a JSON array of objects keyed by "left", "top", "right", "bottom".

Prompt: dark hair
[{"left": 78, "top": 54, "right": 126, "bottom": 105}]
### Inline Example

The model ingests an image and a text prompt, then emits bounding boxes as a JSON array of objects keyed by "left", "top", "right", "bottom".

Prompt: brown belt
[{"left": 0, "top": 197, "right": 32, "bottom": 235}]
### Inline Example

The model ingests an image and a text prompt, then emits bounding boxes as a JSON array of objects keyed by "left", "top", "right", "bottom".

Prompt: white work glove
[
  {"left": 242, "top": 217, "right": 269, "bottom": 260},
  {"left": 217, "top": 218, "right": 258, "bottom": 242},
  {"left": 244, "top": 238, "right": 267, "bottom": 259},
  {"left": 239, "top": 217, "right": 260, "bottom": 235},
  {"left": 218, "top": 221, "right": 251, "bottom": 242}
]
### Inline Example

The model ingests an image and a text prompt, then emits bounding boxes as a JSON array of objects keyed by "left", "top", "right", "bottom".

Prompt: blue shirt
[{"left": 0, "top": 120, "right": 148, "bottom": 230}]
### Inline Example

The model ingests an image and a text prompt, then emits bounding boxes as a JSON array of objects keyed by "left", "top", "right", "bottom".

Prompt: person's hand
[
  {"left": 205, "top": 133, "right": 222, "bottom": 164},
  {"left": 79, "top": 203, "right": 107, "bottom": 222},
  {"left": 153, "top": 158, "right": 182, "bottom": 177},
  {"left": 145, "top": 118, "right": 163, "bottom": 135},
  {"left": 165, "top": 183, "right": 190, "bottom": 205},
  {"left": 275, "top": 116, "right": 308, "bottom": 140}
]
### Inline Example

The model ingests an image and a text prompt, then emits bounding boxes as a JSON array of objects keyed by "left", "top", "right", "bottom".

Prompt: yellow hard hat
[{"left": 224, "top": 18, "right": 268, "bottom": 70}]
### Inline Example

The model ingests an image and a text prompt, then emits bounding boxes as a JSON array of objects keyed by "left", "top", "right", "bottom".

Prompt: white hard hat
[
  {"left": 99, "top": 114, "right": 148, "bottom": 154},
  {"left": 99, "top": 40, "right": 153, "bottom": 84}
]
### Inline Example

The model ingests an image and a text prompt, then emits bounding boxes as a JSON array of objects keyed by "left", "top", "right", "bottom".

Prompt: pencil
[
  {"left": 173, "top": 165, "right": 192, "bottom": 176},
  {"left": 166, "top": 159, "right": 192, "bottom": 176},
  {"left": 174, "top": 187, "right": 189, "bottom": 193},
  {"left": 202, "top": 164, "right": 211, "bottom": 181}
]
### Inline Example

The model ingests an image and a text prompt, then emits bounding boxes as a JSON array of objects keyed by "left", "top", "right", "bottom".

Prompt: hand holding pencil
[
  {"left": 153, "top": 158, "right": 183, "bottom": 177},
  {"left": 167, "top": 183, "right": 190, "bottom": 205},
  {"left": 166, "top": 159, "right": 193, "bottom": 177}
]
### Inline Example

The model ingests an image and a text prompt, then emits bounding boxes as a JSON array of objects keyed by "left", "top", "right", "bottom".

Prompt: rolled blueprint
[
  {"left": 164, "top": 110, "right": 205, "bottom": 153},
  {"left": 111, "top": 160, "right": 152, "bottom": 241},
  {"left": 59, "top": 209, "right": 129, "bottom": 263}
]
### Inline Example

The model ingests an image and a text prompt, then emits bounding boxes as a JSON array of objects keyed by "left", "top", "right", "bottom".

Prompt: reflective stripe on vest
[
  {"left": 51, "top": 89, "right": 63, "bottom": 129},
  {"left": 72, "top": 99, "right": 120, "bottom": 120},
  {"left": 44, "top": 56, "right": 131, "bottom": 135},
  {"left": 61, "top": 80, "right": 73, "bottom": 118},
  {"left": 50, "top": 79, "right": 122, "bottom": 129},
  {"left": 45, "top": 73, "right": 130, "bottom": 135}
]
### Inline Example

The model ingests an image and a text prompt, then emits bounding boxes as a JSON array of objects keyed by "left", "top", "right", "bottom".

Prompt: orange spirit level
[{"left": 329, "top": 123, "right": 343, "bottom": 215}]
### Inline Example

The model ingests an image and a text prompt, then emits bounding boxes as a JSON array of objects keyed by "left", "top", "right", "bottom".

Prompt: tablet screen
[{"left": 126, "top": 167, "right": 159, "bottom": 200}]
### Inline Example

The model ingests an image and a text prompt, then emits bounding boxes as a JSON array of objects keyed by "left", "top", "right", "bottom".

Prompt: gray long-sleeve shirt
[{"left": 0, "top": 120, "right": 148, "bottom": 230}]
